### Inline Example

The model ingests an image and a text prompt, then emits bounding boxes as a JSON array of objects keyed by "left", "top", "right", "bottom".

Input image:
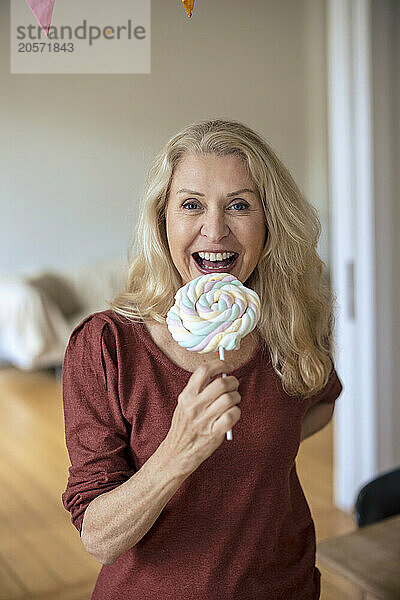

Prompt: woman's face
[{"left": 165, "top": 153, "right": 267, "bottom": 286}]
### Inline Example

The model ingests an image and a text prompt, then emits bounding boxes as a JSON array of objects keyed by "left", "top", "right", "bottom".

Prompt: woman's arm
[
  {"left": 80, "top": 359, "right": 241, "bottom": 566},
  {"left": 81, "top": 438, "right": 188, "bottom": 565},
  {"left": 300, "top": 401, "right": 335, "bottom": 442}
]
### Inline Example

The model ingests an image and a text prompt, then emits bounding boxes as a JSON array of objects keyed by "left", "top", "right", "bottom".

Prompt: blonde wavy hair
[{"left": 110, "top": 118, "right": 336, "bottom": 398}]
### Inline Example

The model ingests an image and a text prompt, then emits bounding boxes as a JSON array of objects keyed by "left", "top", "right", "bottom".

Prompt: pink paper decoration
[{"left": 25, "top": 0, "right": 56, "bottom": 36}]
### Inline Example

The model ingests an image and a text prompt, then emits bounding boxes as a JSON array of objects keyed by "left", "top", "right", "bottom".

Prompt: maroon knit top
[{"left": 62, "top": 310, "right": 343, "bottom": 600}]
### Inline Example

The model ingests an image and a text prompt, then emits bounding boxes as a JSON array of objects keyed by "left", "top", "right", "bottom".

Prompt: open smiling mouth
[{"left": 192, "top": 252, "right": 239, "bottom": 273}]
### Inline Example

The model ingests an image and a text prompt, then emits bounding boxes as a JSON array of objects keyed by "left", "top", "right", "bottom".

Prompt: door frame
[{"left": 326, "top": 0, "right": 395, "bottom": 511}]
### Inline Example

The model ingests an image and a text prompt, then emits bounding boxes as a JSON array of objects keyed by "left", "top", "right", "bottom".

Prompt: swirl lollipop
[{"left": 166, "top": 273, "right": 261, "bottom": 440}]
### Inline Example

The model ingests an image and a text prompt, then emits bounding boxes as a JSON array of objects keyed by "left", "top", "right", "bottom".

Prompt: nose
[{"left": 200, "top": 209, "right": 230, "bottom": 242}]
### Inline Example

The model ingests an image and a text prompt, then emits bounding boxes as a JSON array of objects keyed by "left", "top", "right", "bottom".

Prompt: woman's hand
[{"left": 164, "top": 360, "right": 241, "bottom": 476}]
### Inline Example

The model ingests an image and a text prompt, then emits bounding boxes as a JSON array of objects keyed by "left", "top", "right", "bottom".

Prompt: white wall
[
  {"left": 371, "top": 0, "right": 400, "bottom": 466},
  {"left": 0, "top": 0, "right": 330, "bottom": 274},
  {"left": 329, "top": 0, "right": 400, "bottom": 511},
  {"left": 394, "top": 1, "right": 400, "bottom": 464}
]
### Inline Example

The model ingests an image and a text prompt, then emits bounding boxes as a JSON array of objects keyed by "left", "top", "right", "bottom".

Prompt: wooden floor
[{"left": 0, "top": 366, "right": 356, "bottom": 600}]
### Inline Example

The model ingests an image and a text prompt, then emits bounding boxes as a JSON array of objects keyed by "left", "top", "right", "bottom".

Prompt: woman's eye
[
  {"left": 181, "top": 200, "right": 249, "bottom": 211},
  {"left": 182, "top": 200, "right": 200, "bottom": 210},
  {"left": 230, "top": 201, "right": 249, "bottom": 211}
]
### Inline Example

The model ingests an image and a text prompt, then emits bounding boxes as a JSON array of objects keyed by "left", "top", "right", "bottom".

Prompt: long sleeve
[
  {"left": 61, "top": 313, "right": 136, "bottom": 535},
  {"left": 307, "top": 364, "right": 343, "bottom": 408}
]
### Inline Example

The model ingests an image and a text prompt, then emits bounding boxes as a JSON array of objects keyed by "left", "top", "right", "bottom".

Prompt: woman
[{"left": 62, "top": 119, "right": 342, "bottom": 600}]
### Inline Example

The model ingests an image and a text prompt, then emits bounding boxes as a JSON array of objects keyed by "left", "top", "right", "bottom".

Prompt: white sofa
[{"left": 0, "top": 257, "right": 127, "bottom": 371}]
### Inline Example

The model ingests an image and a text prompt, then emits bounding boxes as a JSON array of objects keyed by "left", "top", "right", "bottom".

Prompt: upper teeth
[{"left": 198, "top": 252, "right": 236, "bottom": 261}]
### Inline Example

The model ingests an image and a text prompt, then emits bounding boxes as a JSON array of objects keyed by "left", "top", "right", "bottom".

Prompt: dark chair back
[{"left": 354, "top": 467, "right": 400, "bottom": 527}]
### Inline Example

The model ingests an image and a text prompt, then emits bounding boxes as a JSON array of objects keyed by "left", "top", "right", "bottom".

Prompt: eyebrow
[{"left": 176, "top": 188, "right": 256, "bottom": 197}]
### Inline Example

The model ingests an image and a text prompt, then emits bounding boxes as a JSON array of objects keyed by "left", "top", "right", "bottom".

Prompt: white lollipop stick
[{"left": 218, "top": 346, "right": 233, "bottom": 441}]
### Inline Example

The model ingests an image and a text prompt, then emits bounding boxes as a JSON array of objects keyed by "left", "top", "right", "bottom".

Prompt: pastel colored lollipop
[{"left": 166, "top": 273, "right": 261, "bottom": 440}]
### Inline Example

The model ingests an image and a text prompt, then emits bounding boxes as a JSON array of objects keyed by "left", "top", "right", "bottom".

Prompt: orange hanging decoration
[{"left": 181, "top": 0, "right": 195, "bottom": 18}]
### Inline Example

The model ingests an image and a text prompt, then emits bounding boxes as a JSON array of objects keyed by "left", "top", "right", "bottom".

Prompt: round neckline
[{"left": 134, "top": 320, "right": 265, "bottom": 379}]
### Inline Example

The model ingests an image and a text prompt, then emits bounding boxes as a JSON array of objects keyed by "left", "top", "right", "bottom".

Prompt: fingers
[
  {"left": 213, "top": 390, "right": 241, "bottom": 410},
  {"left": 203, "top": 375, "right": 239, "bottom": 405},
  {"left": 187, "top": 359, "right": 237, "bottom": 395},
  {"left": 211, "top": 404, "right": 241, "bottom": 438},
  {"left": 170, "top": 360, "right": 242, "bottom": 472}
]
